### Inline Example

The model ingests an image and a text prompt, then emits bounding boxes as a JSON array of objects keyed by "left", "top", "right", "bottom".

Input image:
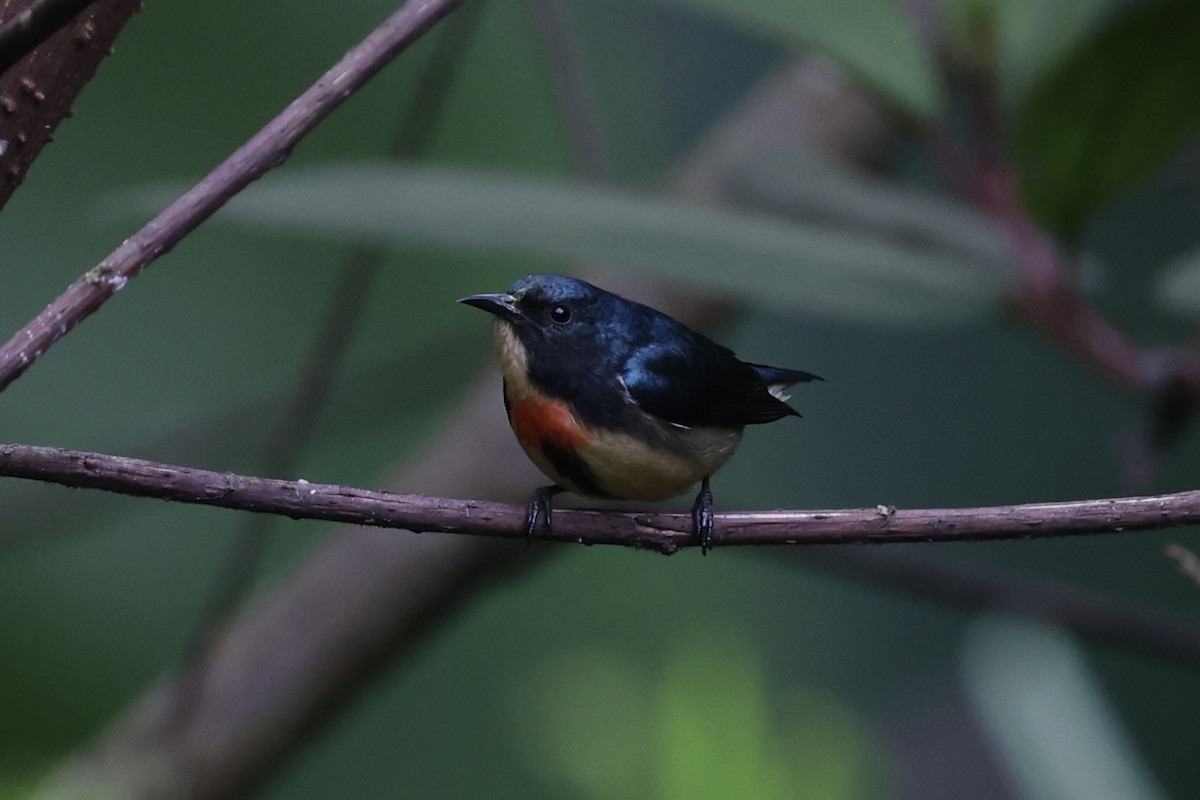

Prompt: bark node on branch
[{"left": 0, "top": 0, "right": 141, "bottom": 210}]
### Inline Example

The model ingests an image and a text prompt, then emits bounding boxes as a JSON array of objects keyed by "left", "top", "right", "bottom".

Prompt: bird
[{"left": 459, "top": 273, "right": 820, "bottom": 553}]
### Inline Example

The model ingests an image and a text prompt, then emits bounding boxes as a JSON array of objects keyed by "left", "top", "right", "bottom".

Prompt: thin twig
[
  {"left": 930, "top": 67, "right": 1200, "bottom": 464},
  {"left": 965, "top": 148, "right": 1166, "bottom": 390},
  {"left": 2, "top": 444, "right": 1200, "bottom": 554},
  {"left": 525, "top": 0, "right": 610, "bottom": 179},
  {"left": 178, "top": 0, "right": 488, "bottom": 682},
  {"left": 0, "top": 0, "right": 467, "bottom": 394},
  {"left": 174, "top": 261, "right": 382, "bottom": 685},
  {"left": 389, "top": 0, "right": 486, "bottom": 158}
]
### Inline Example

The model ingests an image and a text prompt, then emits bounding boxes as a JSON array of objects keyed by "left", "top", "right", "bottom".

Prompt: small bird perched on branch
[{"left": 460, "top": 273, "right": 820, "bottom": 553}]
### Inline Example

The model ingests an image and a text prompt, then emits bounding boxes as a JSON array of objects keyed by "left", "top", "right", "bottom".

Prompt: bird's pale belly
[
  {"left": 506, "top": 388, "right": 741, "bottom": 501},
  {"left": 572, "top": 423, "right": 741, "bottom": 501}
]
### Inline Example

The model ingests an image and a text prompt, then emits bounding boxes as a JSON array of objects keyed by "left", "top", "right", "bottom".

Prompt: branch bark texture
[
  {"left": 0, "top": 0, "right": 102, "bottom": 75},
  {"left": 0, "top": 0, "right": 466, "bottom": 393},
  {"left": 4, "top": 443, "right": 1199, "bottom": 554},
  {"left": 0, "top": 0, "right": 141, "bottom": 210}
]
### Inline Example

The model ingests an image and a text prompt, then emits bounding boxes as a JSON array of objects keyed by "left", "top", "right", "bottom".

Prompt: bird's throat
[{"left": 493, "top": 321, "right": 532, "bottom": 392}]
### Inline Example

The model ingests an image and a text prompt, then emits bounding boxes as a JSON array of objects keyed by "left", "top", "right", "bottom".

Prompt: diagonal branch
[
  {"left": 0, "top": 0, "right": 141, "bottom": 210},
  {"left": 0, "top": 0, "right": 100, "bottom": 75},
  {"left": 3, "top": 443, "right": 1200, "bottom": 553},
  {"left": 178, "top": 0, "right": 489, "bottom": 686},
  {"left": 928, "top": 55, "right": 1200, "bottom": 478},
  {"left": 0, "top": 0, "right": 466, "bottom": 394},
  {"left": 525, "top": 0, "right": 610, "bottom": 180}
]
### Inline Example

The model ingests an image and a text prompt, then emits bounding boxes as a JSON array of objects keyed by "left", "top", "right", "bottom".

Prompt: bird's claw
[
  {"left": 525, "top": 485, "right": 563, "bottom": 542},
  {"left": 691, "top": 477, "right": 715, "bottom": 555}
]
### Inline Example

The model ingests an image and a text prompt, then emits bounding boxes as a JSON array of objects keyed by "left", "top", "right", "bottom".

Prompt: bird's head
[
  {"left": 459, "top": 273, "right": 620, "bottom": 351},
  {"left": 459, "top": 272, "right": 604, "bottom": 327},
  {"left": 460, "top": 273, "right": 645, "bottom": 394}
]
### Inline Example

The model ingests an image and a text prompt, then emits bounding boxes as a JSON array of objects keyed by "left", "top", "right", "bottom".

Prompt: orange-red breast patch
[{"left": 509, "top": 396, "right": 591, "bottom": 452}]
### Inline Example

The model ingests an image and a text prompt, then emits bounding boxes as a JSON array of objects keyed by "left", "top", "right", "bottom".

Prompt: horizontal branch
[{"left": 2, "top": 444, "right": 1199, "bottom": 553}]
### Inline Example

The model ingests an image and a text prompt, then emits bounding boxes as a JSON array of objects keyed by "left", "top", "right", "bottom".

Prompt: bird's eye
[{"left": 550, "top": 304, "right": 572, "bottom": 324}]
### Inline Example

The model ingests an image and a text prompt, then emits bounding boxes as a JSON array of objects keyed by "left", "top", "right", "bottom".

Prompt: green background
[{"left": 1, "top": 0, "right": 1199, "bottom": 797}]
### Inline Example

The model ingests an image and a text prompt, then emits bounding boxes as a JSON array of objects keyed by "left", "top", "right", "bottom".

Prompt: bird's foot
[
  {"left": 525, "top": 485, "right": 564, "bottom": 542},
  {"left": 691, "top": 477, "right": 714, "bottom": 555}
]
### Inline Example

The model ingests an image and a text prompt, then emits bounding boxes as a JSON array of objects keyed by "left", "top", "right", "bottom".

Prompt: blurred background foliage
[{"left": 2, "top": 0, "right": 1200, "bottom": 797}]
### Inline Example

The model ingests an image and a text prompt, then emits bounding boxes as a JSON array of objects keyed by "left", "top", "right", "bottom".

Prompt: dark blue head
[
  {"left": 459, "top": 274, "right": 672, "bottom": 405},
  {"left": 459, "top": 273, "right": 655, "bottom": 357}
]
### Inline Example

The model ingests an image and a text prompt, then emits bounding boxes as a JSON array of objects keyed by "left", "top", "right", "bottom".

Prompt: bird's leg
[
  {"left": 525, "top": 484, "right": 564, "bottom": 541},
  {"left": 691, "top": 476, "right": 715, "bottom": 555}
]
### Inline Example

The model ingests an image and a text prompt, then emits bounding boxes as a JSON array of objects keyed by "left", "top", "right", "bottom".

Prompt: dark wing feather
[
  {"left": 622, "top": 339, "right": 799, "bottom": 429},
  {"left": 745, "top": 363, "right": 823, "bottom": 385}
]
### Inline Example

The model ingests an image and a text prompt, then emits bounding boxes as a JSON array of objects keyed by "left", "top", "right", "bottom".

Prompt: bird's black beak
[{"left": 458, "top": 292, "right": 524, "bottom": 323}]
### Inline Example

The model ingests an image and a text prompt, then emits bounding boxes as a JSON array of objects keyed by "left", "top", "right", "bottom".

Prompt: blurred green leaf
[
  {"left": 658, "top": 636, "right": 791, "bottom": 799},
  {"left": 636, "top": 0, "right": 942, "bottom": 117},
  {"left": 1153, "top": 246, "right": 1200, "bottom": 318},
  {"left": 516, "top": 650, "right": 655, "bottom": 799},
  {"left": 993, "top": 0, "right": 1120, "bottom": 104},
  {"left": 941, "top": 0, "right": 1120, "bottom": 106},
  {"left": 657, "top": 631, "right": 874, "bottom": 800},
  {"left": 1016, "top": 0, "right": 1200, "bottom": 238},
  {"left": 783, "top": 694, "right": 880, "bottom": 800},
  {"left": 131, "top": 163, "right": 1011, "bottom": 327},
  {"left": 513, "top": 630, "right": 876, "bottom": 800},
  {"left": 963, "top": 617, "right": 1169, "bottom": 800},
  {"left": 0, "top": 764, "right": 41, "bottom": 800},
  {"left": 724, "top": 147, "right": 1011, "bottom": 268}
]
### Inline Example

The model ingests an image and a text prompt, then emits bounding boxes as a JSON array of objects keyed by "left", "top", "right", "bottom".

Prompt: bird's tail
[{"left": 748, "top": 364, "right": 823, "bottom": 403}]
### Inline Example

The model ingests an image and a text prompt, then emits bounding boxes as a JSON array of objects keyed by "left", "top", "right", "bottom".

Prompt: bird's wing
[{"left": 621, "top": 341, "right": 800, "bottom": 428}]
